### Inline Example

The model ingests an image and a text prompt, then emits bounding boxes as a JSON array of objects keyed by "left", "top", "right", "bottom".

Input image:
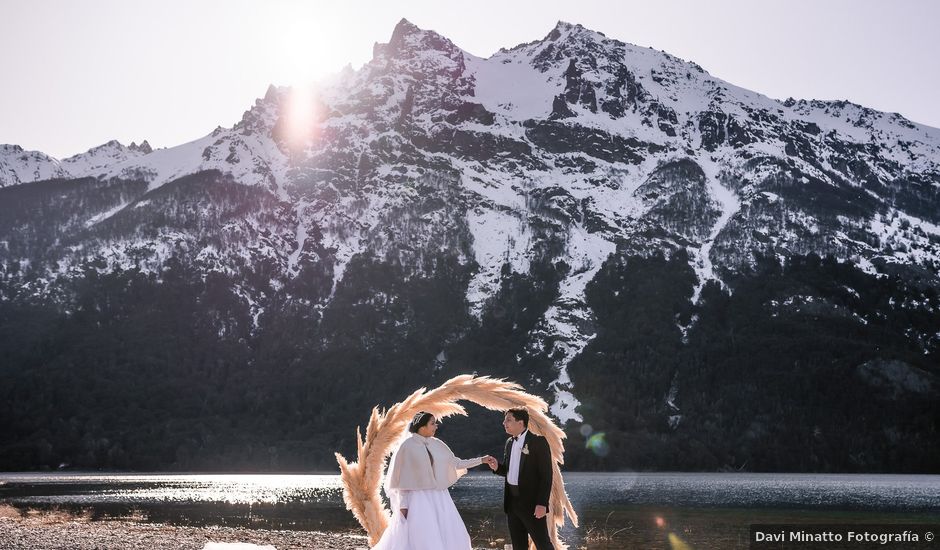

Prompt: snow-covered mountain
[
  {"left": 60, "top": 140, "right": 154, "bottom": 179},
  {"left": 0, "top": 144, "right": 69, "bottom": 186},
  {"left": 1, "top": 20, "right": 937, "bottom": 472},
  {"left": 0, "top": 139, "right": 154, "bottom": 187}
]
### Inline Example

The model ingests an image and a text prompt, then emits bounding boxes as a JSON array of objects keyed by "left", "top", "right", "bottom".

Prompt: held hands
[
  {"left": 481, "top": 455, "right": 497, "bottom": 471},
  {"left": 534, "top": 505, "right": 547, "bottom": 519}
]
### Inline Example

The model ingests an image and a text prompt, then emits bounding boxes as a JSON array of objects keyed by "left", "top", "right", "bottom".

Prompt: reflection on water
[
  {"left": 0, "top": 474, "right": 343, "bottom": 505},
  {"left": 1, "top": 472, "right": 939, "bottom": 549}
]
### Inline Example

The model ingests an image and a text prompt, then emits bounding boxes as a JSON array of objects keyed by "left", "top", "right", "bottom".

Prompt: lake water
[{"left": 1, "top": 472, "right": 938, "bottom": 549}]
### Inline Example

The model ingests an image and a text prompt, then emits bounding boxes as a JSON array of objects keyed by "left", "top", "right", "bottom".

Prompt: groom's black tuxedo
[{"left": 493, "top": 430, "right": 554, "bottom": 550}]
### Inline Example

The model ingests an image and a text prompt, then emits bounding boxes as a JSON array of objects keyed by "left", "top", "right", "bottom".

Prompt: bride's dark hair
[{"left": 408, "top": 412, "right": 434, "bottom": 433}]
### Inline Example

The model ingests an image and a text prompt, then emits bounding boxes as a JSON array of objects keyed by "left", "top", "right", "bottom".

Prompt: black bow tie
[{"left": 512, "top": 436, "right": 519, "bottom": 442}]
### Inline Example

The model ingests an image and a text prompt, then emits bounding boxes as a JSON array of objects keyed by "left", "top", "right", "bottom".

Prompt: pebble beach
[{"left": 0, "top": 505, "right": 369, "bottom": 550}]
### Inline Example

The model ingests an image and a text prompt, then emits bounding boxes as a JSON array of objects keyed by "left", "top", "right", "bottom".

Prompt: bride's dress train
[{"left": 371, "top": 488, "right": 472, "bottom": 550}]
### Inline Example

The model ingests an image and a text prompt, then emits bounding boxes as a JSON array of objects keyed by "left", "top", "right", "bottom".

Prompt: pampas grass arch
[{"left": 335, "top": 375, "right": 579, "bottom": 549}]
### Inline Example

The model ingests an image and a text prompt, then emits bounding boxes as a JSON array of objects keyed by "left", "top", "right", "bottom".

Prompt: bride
[{"left": 373, "top": 412, "right": 493, "bottom": 550}]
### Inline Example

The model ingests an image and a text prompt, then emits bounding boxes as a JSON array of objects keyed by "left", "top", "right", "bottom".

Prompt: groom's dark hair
[{"left": 506, "top": 408, "right": 529, "bottom": 428}]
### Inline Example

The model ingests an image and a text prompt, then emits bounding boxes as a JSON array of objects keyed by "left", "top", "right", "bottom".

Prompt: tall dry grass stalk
[{"left": 335, "top": 374, "right": 579, "bottom": 549}]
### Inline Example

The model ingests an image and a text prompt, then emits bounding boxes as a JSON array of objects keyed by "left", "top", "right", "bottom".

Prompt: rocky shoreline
[{"left": 0, "top": 506, "right": 369, "bottom": 550}]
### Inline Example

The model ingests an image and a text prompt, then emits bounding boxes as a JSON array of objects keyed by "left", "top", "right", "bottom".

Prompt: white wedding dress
[
  {"left": 372, "top": 434, "right": 482, "bottom": 550},
  {"left": 371, "top": 488, "right": 473, "bottom": 550}
]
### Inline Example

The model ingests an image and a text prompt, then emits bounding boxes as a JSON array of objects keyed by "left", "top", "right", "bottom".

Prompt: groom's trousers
[{"left": 506, "top": 487, "right": 554, "bottom": 550}]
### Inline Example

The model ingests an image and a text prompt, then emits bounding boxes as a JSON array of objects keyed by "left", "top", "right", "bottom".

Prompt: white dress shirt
[{"left": 507, "top": 429, "right": 528, "bottom": 486}]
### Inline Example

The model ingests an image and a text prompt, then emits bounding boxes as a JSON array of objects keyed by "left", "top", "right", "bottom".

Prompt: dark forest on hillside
[{"left": 2, "top": 252, "right": 937, "bottom": 473}]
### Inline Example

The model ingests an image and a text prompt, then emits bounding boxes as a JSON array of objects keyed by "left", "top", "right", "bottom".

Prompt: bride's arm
[
  {"left": 438, "top": 439, "right": 482, "bottom": 469},
  {"left": 454, "top": 456, "right": 483, "bottom": 469}
]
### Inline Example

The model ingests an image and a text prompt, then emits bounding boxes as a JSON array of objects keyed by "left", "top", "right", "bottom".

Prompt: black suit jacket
[{"left": 493, "top": 431, "right": 553, "bottom": 513}]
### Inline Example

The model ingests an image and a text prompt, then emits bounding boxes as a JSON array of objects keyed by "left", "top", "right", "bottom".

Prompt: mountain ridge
[{"left": 0, "top": 19, "right": 937, "bottom": 473}]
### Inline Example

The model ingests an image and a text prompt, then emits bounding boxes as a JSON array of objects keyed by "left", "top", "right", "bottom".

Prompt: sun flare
[{"left": 282, "top": 84, "right": 320, "bottom": 149}]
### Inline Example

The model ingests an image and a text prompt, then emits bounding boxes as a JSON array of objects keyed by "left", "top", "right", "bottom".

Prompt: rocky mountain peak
[
  {"left": 71, "top": 139, "right": 153, "bottom": 159},
  {"left": 504, "top": 20, "right": 608, "bottom": 58},
  {"left": 2, "top": 144, "right": 24, "bottom": 153},
  {"left": 373, "top": 18, "right": 461, "bottom": 63},
  {"left": 263, "top": 84, "right": 280, "bottom": 102},
  {"left": 388, "top": 17, "right": 421, "bottom": 43},
  {"left": 128, "top": 140, "right": 153, "bottom": 154},
  {"left": 86, "top": 139, "right": 126, "bottom": 153},
  {"left": 549, "top": 20, "right": 603, "bottom": 40}
]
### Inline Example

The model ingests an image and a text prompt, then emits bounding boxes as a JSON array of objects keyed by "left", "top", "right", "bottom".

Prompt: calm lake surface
[{"left": 2, "top": 472, "right": 938, "bottom": 549}]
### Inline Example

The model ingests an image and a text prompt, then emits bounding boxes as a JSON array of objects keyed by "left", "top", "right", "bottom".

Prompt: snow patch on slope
[
  {"left": 690, "top": 156, "right": 741, "bottom": 303},
  {"left": 466, "top": 206, "right": 532, "bottom": 319},
  {"left": 287, "top": 201, "right": 310, "bottom": 277},
  {"left": 466, "top": 54, "right": 560, "bottom": 121},
  {"left": 531, "top": 225, "right": 616, "bottom": 423},
  {"left": 85, "top": 201, "right": 131, "bottom": 228}
]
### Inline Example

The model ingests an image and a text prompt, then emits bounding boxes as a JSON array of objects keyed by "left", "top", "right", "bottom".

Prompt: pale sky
[{"left": 2, "top": 0, "right": 938, "bottom": 159}]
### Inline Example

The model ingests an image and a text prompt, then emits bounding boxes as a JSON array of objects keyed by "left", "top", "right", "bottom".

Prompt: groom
[{"left": 484, "top": 408, "right": 554, "bottom": 550}]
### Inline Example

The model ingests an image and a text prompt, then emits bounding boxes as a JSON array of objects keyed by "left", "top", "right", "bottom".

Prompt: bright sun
[{"left": 256, "top": 3, "right": 345, "bottom": 87}]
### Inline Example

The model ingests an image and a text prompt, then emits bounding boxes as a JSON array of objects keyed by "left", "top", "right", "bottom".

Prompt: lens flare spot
[
  {"left": 585, "top": 432, "right": 609, "bottom": 457},
  {"left": 668, "top": 532, "right": 693, "bottom": 550}
]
